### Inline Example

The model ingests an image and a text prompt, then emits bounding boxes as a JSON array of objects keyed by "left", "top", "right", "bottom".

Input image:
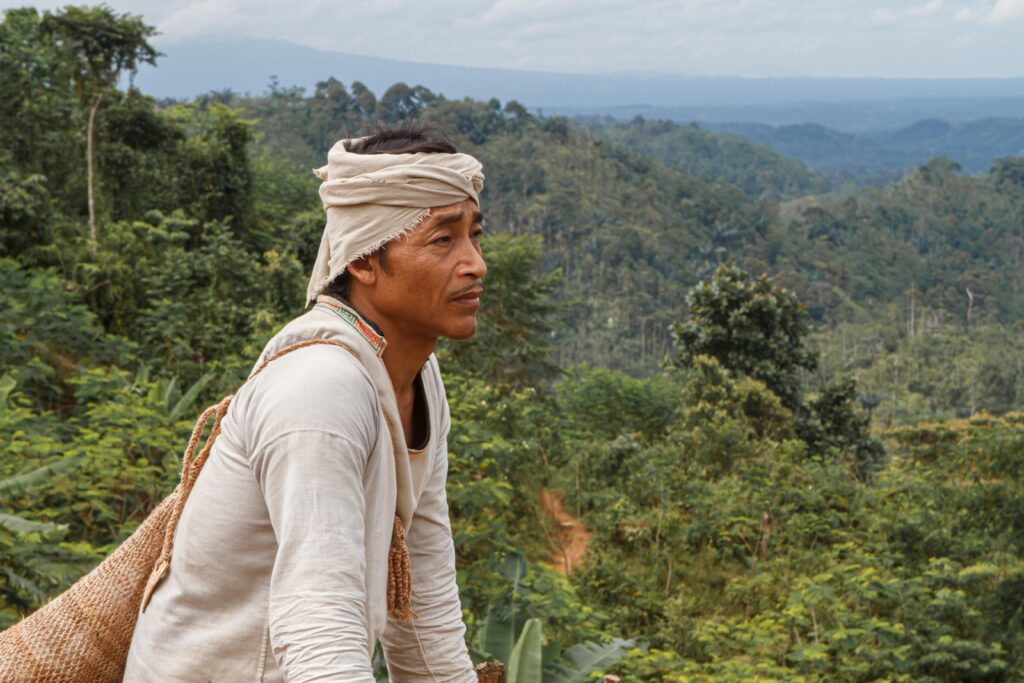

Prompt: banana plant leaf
[{"left": 543, "top": 638, "right": 635, "bottom": 683}]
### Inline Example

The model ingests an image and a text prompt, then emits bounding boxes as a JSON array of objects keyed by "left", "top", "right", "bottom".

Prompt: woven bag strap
[{"left": 140, "top": 338, "right": 358, "bottom": 611}]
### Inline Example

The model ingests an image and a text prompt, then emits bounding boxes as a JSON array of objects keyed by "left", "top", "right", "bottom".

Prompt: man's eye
[
  {"left": 433, "top": 236, "right": 453, "bottom": 245},
  {"left": 471, "top": 229, "right": 484, "bottom": 239}
]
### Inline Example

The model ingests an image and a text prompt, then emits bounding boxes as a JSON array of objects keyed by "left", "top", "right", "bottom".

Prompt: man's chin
[{"left": 443, "top": 320, "right": 478, "bottom": 341}]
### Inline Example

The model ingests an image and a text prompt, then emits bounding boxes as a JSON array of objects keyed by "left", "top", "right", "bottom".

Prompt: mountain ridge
[
  {"left": 706, "top": 116, "right": 1024, "bottom": 176},
  {"left": 134, "top": 37, "right": 1024, "bottom": 131}
]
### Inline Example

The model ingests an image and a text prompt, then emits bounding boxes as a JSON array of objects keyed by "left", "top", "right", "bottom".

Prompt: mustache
[{"left": 450, "top": 281, "right": 484, "bottom": 298}]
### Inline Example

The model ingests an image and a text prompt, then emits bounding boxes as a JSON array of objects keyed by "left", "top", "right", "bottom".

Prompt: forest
[{"left": 1, "top": 5, "right": 1022, "bottom": 681}]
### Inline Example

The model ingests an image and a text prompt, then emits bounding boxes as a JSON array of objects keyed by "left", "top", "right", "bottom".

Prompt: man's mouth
[{"left": 451, "top": 287, "right": 483, "bottom": 307}]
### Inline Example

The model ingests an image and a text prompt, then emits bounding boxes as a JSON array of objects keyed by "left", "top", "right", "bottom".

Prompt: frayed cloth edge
[{"left": 306, "top": 208, "right": 432, "bottom": 305}]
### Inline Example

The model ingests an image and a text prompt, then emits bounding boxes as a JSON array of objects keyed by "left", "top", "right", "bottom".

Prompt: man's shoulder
[
  {"left": 253, "top": 307, "right": 354, "bottom": 366},
  {"left": 241, "top": 310, "right": 374, "bottom": 402},
  {"left": 239, "top": 344, "right": 380, "bottom": 455},
  {"left": 261, "top": 341, "right": 369, "bottom": 385}
]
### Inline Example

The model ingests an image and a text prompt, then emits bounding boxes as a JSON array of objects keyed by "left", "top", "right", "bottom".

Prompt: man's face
[{"left": 364, "top": 197, "right": 486, "bottom": 342}]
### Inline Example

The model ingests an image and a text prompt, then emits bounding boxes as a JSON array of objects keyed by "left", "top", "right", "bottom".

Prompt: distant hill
[
  {"left": 709, "top": 117, "right": 1024, "bottom": 179},
  {"left": 584, "top": 117, "right": 829, "bottom": 199},
  {"left": 136, "top": 37, "right": 1024, "bottom": 131},
  {"left": 213, "top": 83, "right": 1024, "bottom": 374},
  {"left": 548, "top": 99, "right": 1024, "bottom": 133}
]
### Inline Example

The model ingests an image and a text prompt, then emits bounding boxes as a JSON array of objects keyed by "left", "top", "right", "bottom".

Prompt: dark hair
[
  {"left": 321, "top": 120, "right": 458, "bottom": 301},
  {"left": 344, "top": 119, "right": 457, "bottom": 155}
]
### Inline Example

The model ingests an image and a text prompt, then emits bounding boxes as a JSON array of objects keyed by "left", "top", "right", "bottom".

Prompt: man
[{"left": 124, "top": 123, "right": 485, "bottom": 681}]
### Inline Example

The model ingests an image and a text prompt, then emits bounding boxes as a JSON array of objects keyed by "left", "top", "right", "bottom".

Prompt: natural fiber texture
[
  {"left": 475, "top": 660, "right": 507, "bottom": 683},
  {"left": 0, "top": 337, "right": 416, "bottom": 681},
  {"left": 306, "top": 137, "right": 485, "bottom": 304},
  {"left": 0, "top": 383, "right": 230, "bottom": 682},
  {"left": 0, "top": 493, "right": 176, "bottom": 683},
  {"left": 388, "top": 515, "right": 415, "bottom": 620}
]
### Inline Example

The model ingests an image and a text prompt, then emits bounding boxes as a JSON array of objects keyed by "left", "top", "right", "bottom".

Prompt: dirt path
[{"left": 540, "top": 490, "right": 591, "bottom": 576}]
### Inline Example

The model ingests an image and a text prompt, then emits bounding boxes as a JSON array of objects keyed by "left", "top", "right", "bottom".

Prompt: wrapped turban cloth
[{"left": 306, "top": 137, "right": 486, "bottom": 304}]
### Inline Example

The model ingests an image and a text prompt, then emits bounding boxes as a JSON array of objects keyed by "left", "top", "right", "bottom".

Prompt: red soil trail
[{"left": 540, "top": 490, "right": 591, "bottom": 576}]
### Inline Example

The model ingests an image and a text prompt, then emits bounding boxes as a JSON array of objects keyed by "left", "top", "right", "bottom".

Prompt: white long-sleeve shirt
[{"left": 124, "top": 295, "right": 476, "bottom": 682}]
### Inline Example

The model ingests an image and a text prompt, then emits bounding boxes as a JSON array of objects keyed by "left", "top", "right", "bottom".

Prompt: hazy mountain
[
  {"left": 708, "top": 117, "right": 1024, "bottom": 177},
  {"left": 135, "top": 37, "right": 1024, "bottom": 132},
  {"left": 547, "top": 99, "right": 1024, "bottom": 132}
]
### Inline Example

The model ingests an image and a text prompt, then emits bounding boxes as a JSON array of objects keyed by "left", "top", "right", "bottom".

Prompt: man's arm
[
  {"left": 248, "top": 350, "right": 380, "bottom": 682},
  {"left": 380, "top": 417, "right": 476, "bottom": 683}
]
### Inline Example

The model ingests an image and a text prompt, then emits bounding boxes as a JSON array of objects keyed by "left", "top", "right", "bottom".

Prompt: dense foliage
[
  {"left": 586, "top": 117, "right": 830, "bottom": 200},
  {"left": 1, "top": 5, "right": 1023, "bottom": 681},
  {"left": 214, "top": 74, "right": 1024, "bottom": 420}
]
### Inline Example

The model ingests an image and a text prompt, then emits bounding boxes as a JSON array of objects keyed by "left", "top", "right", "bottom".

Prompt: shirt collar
[{"left": 313, "top": 294, "right": 388, "bottom": 356}]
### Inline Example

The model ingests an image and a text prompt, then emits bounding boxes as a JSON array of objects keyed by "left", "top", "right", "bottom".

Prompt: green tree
[
  {"left": 40, "top": 5, "right": 158, "bottom": 247},
  {"left": 377, "top": 82, "right": 435, "bottom": 123},
  {"left": 797, "top": 377, "right": 885, "bottom": 478},
  {"left": 0, "top": 172, "right": 52, "bottom": 260},
  {"left": 350, "top": 80, "right": 377, "bottom": 120},
  {"left": 0, "top": 8, "right": 75, "bottom": 173},
  {"left": 992, "top": 156, "right": 1024, "bottom": 190},
  {"left": 671, "top": 262, "right": 816, "bottom": 410},
  {"left": 439, "top": 234, "right": 562, "bottom": 388},
  {"left": 307, "top": 77, "right": 354, "bottom": 154}
]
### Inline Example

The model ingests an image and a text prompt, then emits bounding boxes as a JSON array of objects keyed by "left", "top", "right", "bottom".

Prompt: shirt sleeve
[
  {"left": 247, "top": 349, "right": 380, "bottom": 683},
  {"left": 380, "top": 407, "right": 477, "bottom": 683}
]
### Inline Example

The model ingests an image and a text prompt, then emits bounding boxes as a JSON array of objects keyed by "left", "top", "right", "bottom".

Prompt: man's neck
[{"left": 345, "top": 292, "right": 435, "bottom": 395}]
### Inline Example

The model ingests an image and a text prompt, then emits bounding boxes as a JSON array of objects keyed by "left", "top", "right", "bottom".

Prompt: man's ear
[{"left": 346, "top": 256, "right": 377, "bottom": 287}]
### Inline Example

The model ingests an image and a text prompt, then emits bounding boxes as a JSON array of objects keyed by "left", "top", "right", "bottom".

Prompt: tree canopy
[{"left": 1, "top": 8, "right": 1023, "bottom": 680}]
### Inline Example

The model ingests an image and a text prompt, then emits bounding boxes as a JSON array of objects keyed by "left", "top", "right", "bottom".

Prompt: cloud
[
  {"left": 908, "top": 0, "right": 944, "bottom": 17},
  {"left": 953, "top": 7, "right": 978, "bottom": 22},
  {"left": 12, "top": 0, "right": 1022, "bottom": 78},
  {"left": 870, "top": 0, "right": 943, "bottom": 26},
  {"left": 983, "top": 0, "right": 1024, "bottom": 24},
  {"left": 157, "top": 0, "right": 244, "bottom": 41},
  {"left": 870, "top": 8, "right": 900, "bottom": 26}
]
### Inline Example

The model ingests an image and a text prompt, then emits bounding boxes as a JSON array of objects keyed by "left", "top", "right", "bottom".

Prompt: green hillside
[
  {"left": 583, "top": 116, "right": 830, "bottom": 200},
  {"left": 2, "top": 7, "right": 1023, "bottom": 682},
  {"left": 190, "top": 83, "right": 762, "bottom": 374},
  {"left": 221, "top": 85, "right": 1024, "bottom": 390}
]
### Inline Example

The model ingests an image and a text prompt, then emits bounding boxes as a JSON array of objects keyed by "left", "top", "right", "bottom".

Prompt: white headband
[{"left": 306, "top": 138, "right": 485, "bottom": 304}]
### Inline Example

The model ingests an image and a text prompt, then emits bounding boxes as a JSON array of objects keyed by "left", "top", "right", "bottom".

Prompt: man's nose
[{"left": 458, "top": 237, "right": 487, "bottom": 280}]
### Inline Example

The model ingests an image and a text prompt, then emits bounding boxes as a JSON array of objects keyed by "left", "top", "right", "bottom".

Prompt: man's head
[
  {"left": 314, "top": 122, "right": 487, "bottom": 342},
  {"left": 346, "top": 195, "right": 485, "bottom": 342}
]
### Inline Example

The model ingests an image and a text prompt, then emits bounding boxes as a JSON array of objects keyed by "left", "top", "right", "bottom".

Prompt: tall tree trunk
[
  {"left": 87, "top": 93, "right": 102, "bottom": 251},
  {"left": 909, "top": 285, "right": 916, "bottom": 338}
]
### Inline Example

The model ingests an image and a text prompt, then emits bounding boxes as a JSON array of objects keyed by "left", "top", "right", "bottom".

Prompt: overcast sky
[{"left": 6, "top": 0, "right": 1022, "bottom": 78}]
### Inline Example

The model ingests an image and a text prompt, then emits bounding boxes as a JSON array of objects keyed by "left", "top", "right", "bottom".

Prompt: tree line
[{"left": 1, "top": 6, "right": 1022, "bottom": 680}]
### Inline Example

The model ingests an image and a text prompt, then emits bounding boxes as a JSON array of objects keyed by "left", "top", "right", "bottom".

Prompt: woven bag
[{"left": 0, "top": 338, "right": 404, "bottom": 682}]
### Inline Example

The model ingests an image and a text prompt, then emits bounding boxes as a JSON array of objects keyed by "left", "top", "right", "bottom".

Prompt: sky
[{"left": 6, "top": 0, "right": 1022, "bottom": 78}]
